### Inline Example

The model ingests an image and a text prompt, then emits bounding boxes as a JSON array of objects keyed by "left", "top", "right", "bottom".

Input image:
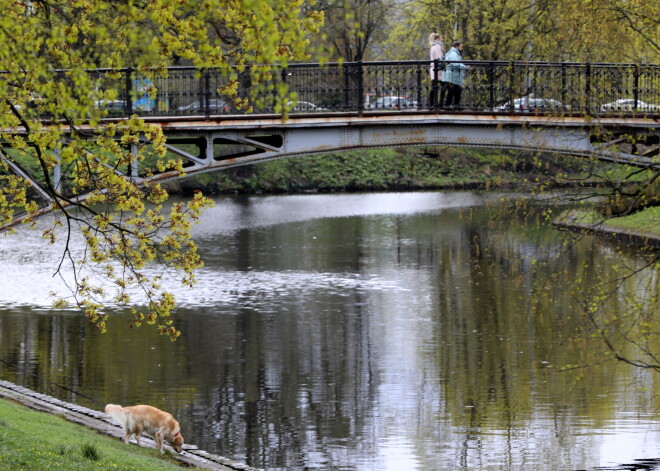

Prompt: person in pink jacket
[{"left": 428, "top": 33, "right": 446, "bottom": 110}]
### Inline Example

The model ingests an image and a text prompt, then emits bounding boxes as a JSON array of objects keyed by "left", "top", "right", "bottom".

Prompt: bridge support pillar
[{"left": 205, "top": 136, "right": 214, "bottom": 161}]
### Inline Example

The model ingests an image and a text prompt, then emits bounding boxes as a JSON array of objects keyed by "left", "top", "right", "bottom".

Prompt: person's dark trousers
[
  {"left": 445, "top": 84, "right": 463, "bottom": 108},
  {"left": 430, "top": 82, "right": 449, "bottom": 110},
  {"left": 429, "top": 85, "right": 438, "bottom": 109},
  {"left": 439, "top": 82, "right": 448, "bottom": 107}
]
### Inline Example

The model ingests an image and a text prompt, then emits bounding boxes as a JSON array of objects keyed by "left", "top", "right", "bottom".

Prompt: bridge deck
[{"left": 141, "top": 111, "right": 658, "bottom": 130}]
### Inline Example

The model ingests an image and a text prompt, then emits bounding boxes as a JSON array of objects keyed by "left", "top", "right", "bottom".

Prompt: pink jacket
[{"left": 429, "top": 42, "right": 445, "bottom": 81}]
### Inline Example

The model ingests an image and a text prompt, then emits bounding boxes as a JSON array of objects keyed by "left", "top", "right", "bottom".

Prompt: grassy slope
[
  {"left": 601, "top": 206, "right": 660, "bottom": 235},
  {"left": 558, "top": 206, "right": 660, "bottom": 238},
  {"left": 176, "top": 146, "right": 640, "bottom": 195},
  {"left": 177, "top": 147, "right": 540, "bottom": 194},
  {"left": 0, "top": 398, "right": 193, "bottom": 471}
]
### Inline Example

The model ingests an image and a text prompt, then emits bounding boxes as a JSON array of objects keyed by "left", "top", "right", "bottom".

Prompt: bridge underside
[{"left": 151, "top": 114, "right": 659, "bottom": 184}]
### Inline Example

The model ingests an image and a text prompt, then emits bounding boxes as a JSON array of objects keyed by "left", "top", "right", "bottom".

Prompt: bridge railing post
[
  {"left": 430, "top": 59, "right": 440, "bottom": 110},
  {"left": 203, "top": 68, "right": 211, "bottom": 117},
  {"left": 488, "top": 62, "right": 495, "bottom": 111},
  {"left": 343, "top": 63, "right": 350, "bottom": 111},
  {"left": 416, "top": 62, "right": 422, "bottom": 110},
  {"left": 561, "top": 63, "right": 567, "bottom": 111},
  {"left": 585, "top": 62, "right": 591, "bottom": 114},
  {"left": 125, "top": 68, "right": 133, "bottom": 115},
  {"left": 508, "top": 61, "right": 515, "bottom": 112},
  {"left": 633, "top": 64, "right": 640, "bottom": 111},
  {"left": 357, "top": 62, "right": 365, "bottom": 113}
]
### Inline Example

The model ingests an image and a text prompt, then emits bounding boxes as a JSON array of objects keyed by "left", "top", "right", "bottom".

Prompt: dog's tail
[{"left": 104, "top": 404, "right": 127, "bottom": 424}]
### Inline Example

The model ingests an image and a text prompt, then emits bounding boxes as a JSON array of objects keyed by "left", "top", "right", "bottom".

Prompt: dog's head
[{"left": 170, "top": 432, "right": 184, "bottom": 453}]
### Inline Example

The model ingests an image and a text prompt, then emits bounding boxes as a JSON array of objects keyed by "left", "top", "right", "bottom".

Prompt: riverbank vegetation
[
  {"left": 556, "top": 206, "right": 660, "bottom": 241},
  {"left": 166, "top": 147, "right": 660, "bottom": 240},
  {"left": 167, "top": 147, "right": 623, "bottom": 194},
  {"left": 0, "top": 398, "right": 191, "bottom": 471}
]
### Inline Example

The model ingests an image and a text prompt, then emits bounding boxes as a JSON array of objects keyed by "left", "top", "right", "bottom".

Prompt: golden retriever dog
[{"left": 105, "top": 404, "right": 184, "bottom": 454}]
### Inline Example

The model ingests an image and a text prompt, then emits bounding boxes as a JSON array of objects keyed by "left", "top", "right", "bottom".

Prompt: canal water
[{"left": 0, "top": 191, "right": 659, "bottom": 470}]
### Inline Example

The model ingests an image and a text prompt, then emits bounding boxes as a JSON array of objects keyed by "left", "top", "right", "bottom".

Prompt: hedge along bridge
[{"left": 4, "top": 60, "right": 660, "bottom": 209}]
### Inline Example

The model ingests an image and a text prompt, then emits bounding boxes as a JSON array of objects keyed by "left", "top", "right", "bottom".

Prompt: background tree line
[{"left": 314, "top": 0, "right": 659, "bottom": 63}]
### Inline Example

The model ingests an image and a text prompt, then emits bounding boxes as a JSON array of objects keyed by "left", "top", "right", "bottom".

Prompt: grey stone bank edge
[{"left": 0, "top": 379, "right": 262, "bottom": 471}]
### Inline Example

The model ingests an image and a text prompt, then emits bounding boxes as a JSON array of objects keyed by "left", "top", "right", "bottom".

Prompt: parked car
[
  {"left": 600, "top": 99, "right": 659, "bottom": 112},
  {"left": 96, "top": 98, "right": 156, "bottom": 113},
  {"left": 494, "top": 96, "right": 567, "bottom": 112},
  {"left": 96, "top": 99, "right": 127, "bottom": 114},
  {"left": 287, "top": 101, "right": 328, "bottom": 112},
  {"left": 176, "top": 99, "right": 231, "bottom": 114},
  {"left": 368, "top": 96, "right": 417, "bottom": 109}
]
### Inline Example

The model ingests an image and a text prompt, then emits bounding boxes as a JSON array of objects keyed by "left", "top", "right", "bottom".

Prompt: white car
[
  {"left": 96, "top": 99, "right": 127, "bottom": 112},
  {"left": 368, "top": 96, "right": 417, "bottom": 109},
  {"left": 494, "top": 97, "right": 566, "bottom": 112},
  {"left": 600, "top": 99, "right": 659, "bottom": 112},
  {"left": 287, "top": 101, "right": 327, "bottom": 111},
  {"left": 176, "top": 99, "right": 231, "bottom": 114}
]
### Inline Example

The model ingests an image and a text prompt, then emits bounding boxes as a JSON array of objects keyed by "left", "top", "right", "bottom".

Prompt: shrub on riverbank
[
  {"left": 0, "top": 398, "right": 190, "bottom": 471},
  {"left": 599, "top": 178, "right": 660, "bottom": 217},
  {"left": 168, "top": 146, "right": 611, "bottom": 195}
]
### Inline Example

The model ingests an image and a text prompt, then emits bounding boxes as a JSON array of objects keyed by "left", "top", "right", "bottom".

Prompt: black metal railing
[{"left": 90, "top": 61, "right": 660, "bottom": 118}]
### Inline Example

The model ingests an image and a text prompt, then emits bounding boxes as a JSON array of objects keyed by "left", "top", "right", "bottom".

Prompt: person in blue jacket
[{"left": 444, "top": 41, "right": 471, "bottom": 109}]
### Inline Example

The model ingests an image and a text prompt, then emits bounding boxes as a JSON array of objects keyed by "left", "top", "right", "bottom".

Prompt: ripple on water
[
  {"left": 0, "top": 260, "right": 406, "bottom": 310},
  {"left": 172, "top": 269, "right": 408, "bottom": 308}
]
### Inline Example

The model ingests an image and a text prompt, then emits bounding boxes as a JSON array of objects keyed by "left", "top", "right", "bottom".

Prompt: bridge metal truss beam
[{"left": 157, "top": 119, "right": 660, "bottom": 183}]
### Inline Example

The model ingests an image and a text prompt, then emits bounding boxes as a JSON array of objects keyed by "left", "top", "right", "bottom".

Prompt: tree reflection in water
[{"left": 0, "top": 191, "right": 659, "bottom": 470}]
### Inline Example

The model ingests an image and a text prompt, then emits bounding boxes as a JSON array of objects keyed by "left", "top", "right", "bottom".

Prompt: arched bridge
[
  {"left": 98, "top": 60, "right": 659, "bottom": 181},
  {"left": 5, "top": 60, "right": 660, "bottom": 189}
]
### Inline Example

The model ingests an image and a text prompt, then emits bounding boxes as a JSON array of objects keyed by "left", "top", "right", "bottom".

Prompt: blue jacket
[{"left": 444, "top": 47, "right": 468, "bottom": 86}]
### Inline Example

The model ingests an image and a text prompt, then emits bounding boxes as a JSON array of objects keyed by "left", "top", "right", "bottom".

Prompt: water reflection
[{"left": 0, "top": 191, "right": 659, "bottom": 470}]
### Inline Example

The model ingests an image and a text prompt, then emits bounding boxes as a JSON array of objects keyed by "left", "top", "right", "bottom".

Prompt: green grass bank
[
  {"left": 556, "top": 206, "right": 660, "bottom": 243},
  {"left": 0, "top": 398, "right": 194, "bottom": 471},
  {"left": 167, "top": 147, "right": 583, "bottom": 194}
]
